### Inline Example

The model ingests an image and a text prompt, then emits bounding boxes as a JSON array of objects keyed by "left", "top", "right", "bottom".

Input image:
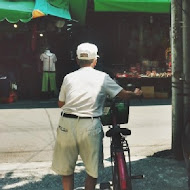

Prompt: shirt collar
[{"left": 79, "top": 67, "right": 94, "bottom": 71}]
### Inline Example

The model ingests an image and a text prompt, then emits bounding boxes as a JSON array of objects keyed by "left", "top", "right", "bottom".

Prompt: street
[
  {"left": 0, "top": 100, "right": 188, "bottom": 189},
  {"left": 0, "top": 0, "right": 189, "bottom": 189}
]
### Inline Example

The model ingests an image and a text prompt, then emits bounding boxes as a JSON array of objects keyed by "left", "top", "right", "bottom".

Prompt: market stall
[
  {"left": 85, "top": 0, "right": 172, "bottom": 99},
  {"left": 117, "top": 75, "right": 171, "bottom": 99},
  {"left": 115, "top": 54, "right": 172, "bottom": 99}
]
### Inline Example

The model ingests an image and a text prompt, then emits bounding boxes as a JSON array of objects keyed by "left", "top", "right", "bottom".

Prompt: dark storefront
[
  {"left": 0, "top": 0, "right": 171, "bottom": 101},
  {"left": 79, "top": 0, "right": 172, "bottom": 98},
  {"left": 0, "top": 0, "right": 87, "bottom": 102},
  {"left": 0, "top": 18, "right": 77, "bottom": 101}
]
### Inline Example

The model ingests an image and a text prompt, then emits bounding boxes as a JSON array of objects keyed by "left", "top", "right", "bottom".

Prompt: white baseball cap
[{"left": 76, "top": 42, "right": 99, "bottom": 60}]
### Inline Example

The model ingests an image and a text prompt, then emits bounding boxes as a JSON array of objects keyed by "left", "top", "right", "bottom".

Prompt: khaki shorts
[{"left": 51, "top": 116, "right": 103, "bottom": 178}]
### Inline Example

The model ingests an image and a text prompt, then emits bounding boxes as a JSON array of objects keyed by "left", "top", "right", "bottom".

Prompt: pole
[
  {"left": 183, "top": 0, "right": 190, "bottom": 112},
  {"left": 182, "top": 1, "right": 190, "bottom": 187},
  {"left": 171, "top": 0, "right": 183, "bottom": 160},
  {"left": 183, "top": 0, "right": 190, "bottom": 151}
]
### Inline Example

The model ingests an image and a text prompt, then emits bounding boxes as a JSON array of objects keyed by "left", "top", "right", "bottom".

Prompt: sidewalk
[
  {"left": 0, "top": 155, "right": 188, "bottom": 190},
  {"left": 0, "top": 97, "right": 171, "bottom": 109},
  {"left": 0, "top": 98, "right": 189, "bottom": 190}
]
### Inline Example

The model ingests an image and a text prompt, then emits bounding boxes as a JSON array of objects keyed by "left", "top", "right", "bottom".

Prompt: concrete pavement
[{"left": 0, "top": 99, "right": 189, "bottom": 189}]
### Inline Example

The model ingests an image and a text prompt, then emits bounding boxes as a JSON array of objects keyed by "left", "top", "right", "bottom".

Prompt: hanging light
[
  {"left": 150, "top": 16, "right": 153, "bottom": 24},
  {"left": 13, "top": 24, "right": 18, "bottom": 28},
  {"left": 55, "top": 20, "right": 65, "bottom": 28}
]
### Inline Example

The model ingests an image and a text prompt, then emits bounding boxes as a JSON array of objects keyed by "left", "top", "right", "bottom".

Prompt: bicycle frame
[{"left": 106, "top": 99, "right": 132, "bottom": 190}]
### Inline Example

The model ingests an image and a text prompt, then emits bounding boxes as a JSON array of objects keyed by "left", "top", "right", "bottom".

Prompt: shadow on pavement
[
  {"left": 0, "top": 172, "right": 62, "bottom": 190},
  {"left": 150, "top": 149, "right": 175, "bottom": 159},
  {"left": 0, "top": 149, "right": 188, "bottom": 190},
  {"left": 101, "top": 149, "right": 188, "bottom": 190}
]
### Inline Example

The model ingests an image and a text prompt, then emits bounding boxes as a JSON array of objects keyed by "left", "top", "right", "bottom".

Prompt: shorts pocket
[
  {"left": 87, "top": 119, "right": 102, "bottom": 136},
  {"left": 58, "top": 125, "right": 68, "bottom": 132},
  {"left": 56, "top": 124, "right": 70, "bottom": 145},
  {"left": 57, "top": 117, "right": 70, "bottom": 132}
]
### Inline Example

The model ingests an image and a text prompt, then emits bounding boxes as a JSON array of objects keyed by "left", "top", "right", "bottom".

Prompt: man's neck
[{"left": 80, "top": 63, "right": 95, "bottom": 68}]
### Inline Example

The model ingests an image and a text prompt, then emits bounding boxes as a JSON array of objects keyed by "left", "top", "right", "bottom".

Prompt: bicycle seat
[{"left": 106, "top": 127, "right": 131, "bottom": 137}]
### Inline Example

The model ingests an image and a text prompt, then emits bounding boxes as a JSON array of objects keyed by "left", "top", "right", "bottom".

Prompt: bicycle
[{"left": 100, "top": 95, "right": 144, "bottom": 190}]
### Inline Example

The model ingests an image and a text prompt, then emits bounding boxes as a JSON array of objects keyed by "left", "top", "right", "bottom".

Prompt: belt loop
[{"left": 77, "top": 116, "right": 80, "bottom": 122}]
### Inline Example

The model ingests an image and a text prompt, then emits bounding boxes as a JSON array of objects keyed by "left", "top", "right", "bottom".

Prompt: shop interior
[
  {"left": 0, "top": 16, "right": 79, "bottom": 101},
  {"left": 84, "top": 11, "right": 171, "bottom": 98},
  {"left": 0, "top": 11, "right": 171, "bottom": 102}
]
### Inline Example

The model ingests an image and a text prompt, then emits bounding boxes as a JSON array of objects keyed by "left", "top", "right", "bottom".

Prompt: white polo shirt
[
  {"left": 40, "top": 53, "right": 57, "bottom": 72},
  {"left": 59, "top": 67, "right": 123, "bottom": 117}
]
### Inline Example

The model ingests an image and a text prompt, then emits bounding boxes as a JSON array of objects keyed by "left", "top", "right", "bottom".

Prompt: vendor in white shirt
[{"left": 40, "top": 48, "right": 57, "bottom": 96}]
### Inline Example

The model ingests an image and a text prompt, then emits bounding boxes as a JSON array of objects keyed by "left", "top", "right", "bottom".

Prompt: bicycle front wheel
[{"left": 113, "top": 152, "right": 132, "bottom": 190}]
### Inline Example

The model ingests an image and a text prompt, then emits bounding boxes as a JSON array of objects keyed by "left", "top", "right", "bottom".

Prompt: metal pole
[
  {"left": 183, "top": 0, "right": 190, "bottom": 112},
  {"left": 182, "top": 0, "right": 190, "bottom": 187},
  {"left": 171, "top": 0, "right": 184, "bottom": 160}
]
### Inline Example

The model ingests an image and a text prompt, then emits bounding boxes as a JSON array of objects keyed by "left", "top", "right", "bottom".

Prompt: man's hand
[
  {"left": 58, "top": 101, "right": 65, "bottom": 108},
  {"left": 134, "top": 88, "right": 143, "bottom": 97},
  {"left": 117, "top": 88, "right": 143, "bottom": 100}
]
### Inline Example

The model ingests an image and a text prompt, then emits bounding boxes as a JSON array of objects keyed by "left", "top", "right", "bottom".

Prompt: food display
[
  {"left": 114, "top": 57, "right": 171, "bottom": 99},
  {"left": 144, "top": 71, "right": 171, "bottom": 78},
  {"left": 114, "top": 49, "right": 172, "bottom": 99},
  {"left": 115, "top": 57, "right": 172, "bottom": 79},
  {"left": 116, "top": 67, "right": 171, "bottom": 78}
]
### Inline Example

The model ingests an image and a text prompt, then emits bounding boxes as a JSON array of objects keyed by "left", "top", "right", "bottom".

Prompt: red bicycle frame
[
  {"left": 108, "top": 99, "right": 132, "bottom": 190},
  {"left": 117, "top": 152, "right": 129, "bottom": 190},
  {"left": 100, "top": 97, "right": 143, "bottom": 190}
]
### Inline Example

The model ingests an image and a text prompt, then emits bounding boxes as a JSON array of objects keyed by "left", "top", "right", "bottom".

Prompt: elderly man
[{"left": 51, "top": 42, "right": 142, "bottom": 190}]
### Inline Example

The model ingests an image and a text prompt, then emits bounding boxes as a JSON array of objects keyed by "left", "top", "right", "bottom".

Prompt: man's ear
[
  {"left": 92, "top": 59, "right": 97, "bottom": 67},
  {"left": 76, "top": 58, "right": 79, "bottom": 65}
]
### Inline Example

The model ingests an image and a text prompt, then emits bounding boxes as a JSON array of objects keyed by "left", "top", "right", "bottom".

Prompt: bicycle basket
[{"left": 101, "top": 101, "right": 129, "bottom": 126}]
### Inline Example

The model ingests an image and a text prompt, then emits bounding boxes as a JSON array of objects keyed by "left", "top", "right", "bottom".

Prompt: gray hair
[{"left": 77, "top": 59, "right": 94, "bottom": 67}]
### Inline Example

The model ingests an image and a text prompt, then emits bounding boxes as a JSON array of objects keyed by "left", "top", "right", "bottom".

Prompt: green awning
[
  {"left": 94, "top": 0, "right": 171, "bottom": 13},
  {"left": 48, "top": 0, "right": 69, "bottom": 9},
  {"left": 70, "top": 0, "right": 88, "bottom": 25},
  {"left": 0, "top": 0, "right": 85, "bottom": 24},
  {"left": 0, "top": 0, "right": 34, "bottom": 23},
  {"left": 46, "top": 0, "right": 88, "bottom": 25},
  {"left": 33, "top": 0, "right": 71, "bottom": 20}
]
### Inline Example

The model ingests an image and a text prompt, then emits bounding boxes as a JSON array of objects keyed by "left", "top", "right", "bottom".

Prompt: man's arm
[
  {"left": 116, "top": 88, "right": 143, "bottom": 100},
  {"left": 58, "top": 101, "right": 65, "bottom": 108}
]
